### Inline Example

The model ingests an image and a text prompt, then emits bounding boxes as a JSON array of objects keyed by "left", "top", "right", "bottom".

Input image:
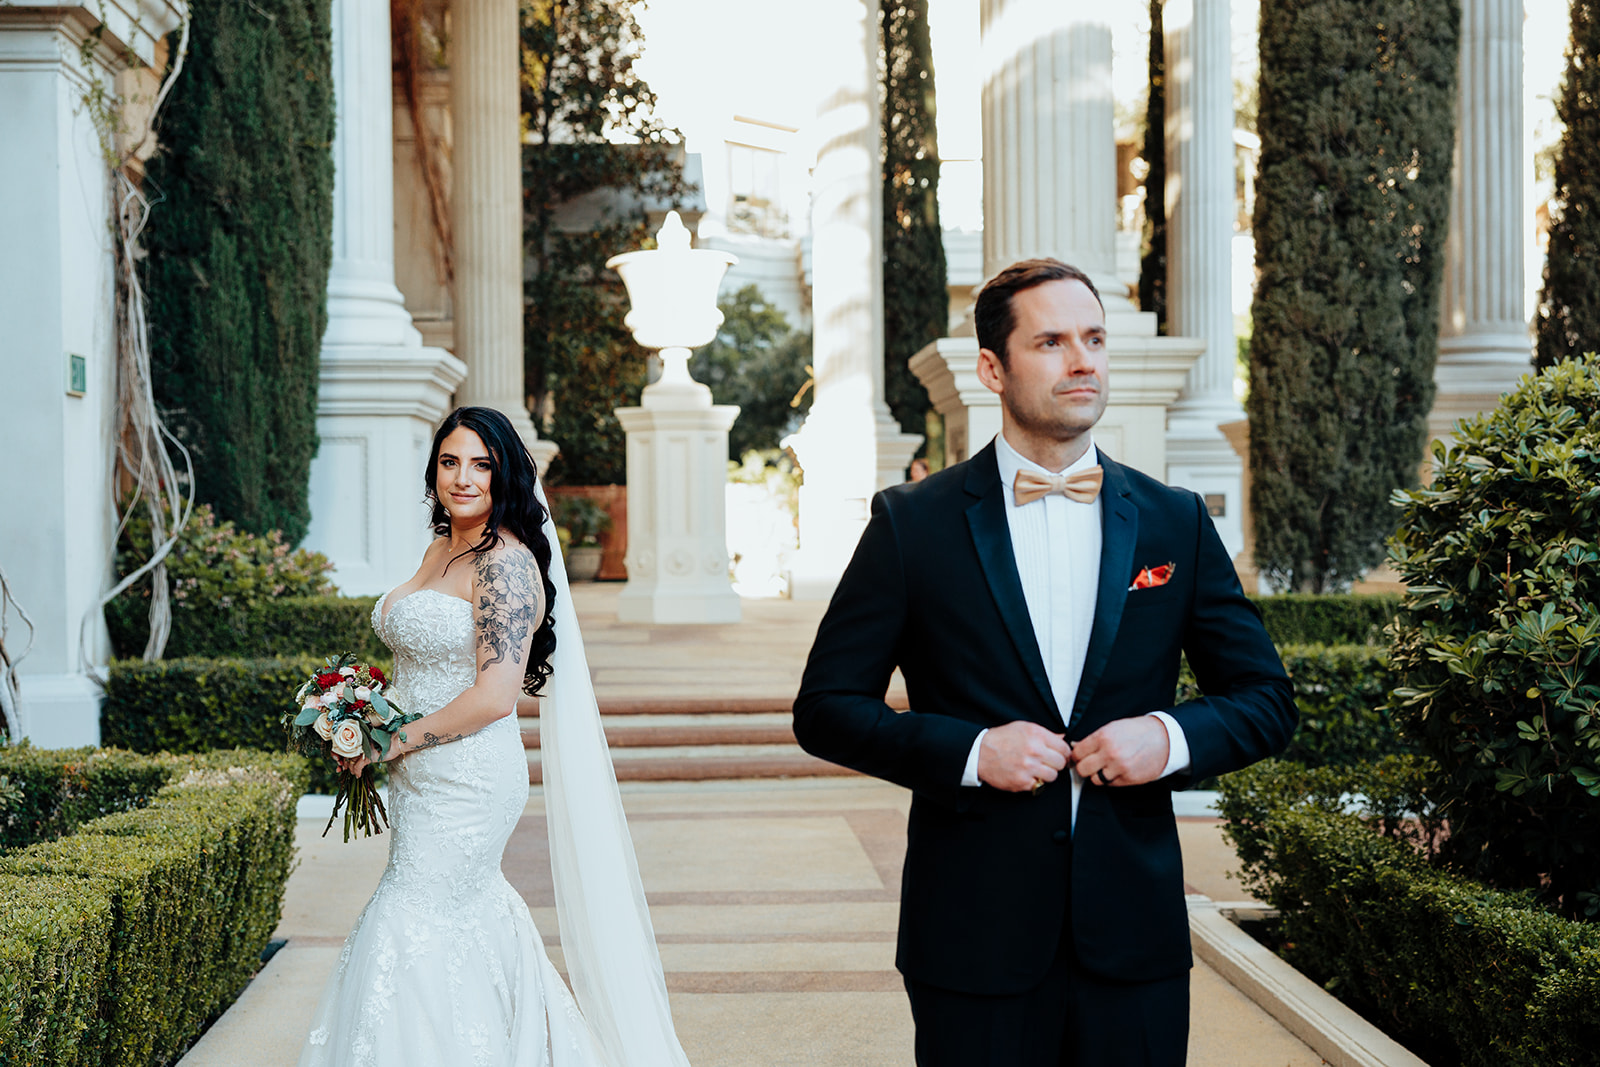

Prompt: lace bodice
[
  {"left": 300, "top": 588, "right": 603, "bottom": 1067},
  {"left": 369, "top": 588, "right": 477, "bottom": 719}
]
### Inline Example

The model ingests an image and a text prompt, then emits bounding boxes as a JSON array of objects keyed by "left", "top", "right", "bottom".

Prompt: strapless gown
[{"left": 298, "top": 588, "right": 605, "bottom": 1067}]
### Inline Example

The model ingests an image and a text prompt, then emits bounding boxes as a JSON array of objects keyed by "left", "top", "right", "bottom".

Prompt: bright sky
[{"left": 634, "top": 0, "right": 1575, "bottom": 245}]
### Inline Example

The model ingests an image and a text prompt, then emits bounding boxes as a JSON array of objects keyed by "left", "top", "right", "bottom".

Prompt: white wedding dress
[
  {"left": 299, "top": 588, "right": 605, "bottom": 1066},
  {"left": 298, "top": 490, "right": 690, "bottom": 1067}
]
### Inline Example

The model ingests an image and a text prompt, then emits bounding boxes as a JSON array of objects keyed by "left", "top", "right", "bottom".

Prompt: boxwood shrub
[
  {"left": 0, "top": 745, "right": 173, "bottom": 851},
  {"left": 1181, "top": 643, "right": 1405, "bottom": 767},
  {"left": 1217, "top": 758, "right": 1600, "bottom": 1066},
  {"left": 1249, "top": 593, "right": 1400, "bottom": 646},
  {"left": 107, "top": 593, "right": 384, "bottom": 662},
  {"left": 102, "top": 656, "right": 386, "bottom": 795},
  {"left": 0, "top": 748, "right": 307, "bottom": 1067}
]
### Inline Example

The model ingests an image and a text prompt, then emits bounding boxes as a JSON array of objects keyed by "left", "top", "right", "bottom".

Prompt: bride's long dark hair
[{"left": 426, "top": 406, "right": 558, "bottom": 694}]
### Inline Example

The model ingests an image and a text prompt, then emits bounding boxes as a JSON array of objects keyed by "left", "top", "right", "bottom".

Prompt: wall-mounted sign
[
  {"left": 1204, "top": 493, "right": 1226, "bottom": 518},
  {"left": 67, "top": 354, "right": 87, "bottom": 397}
]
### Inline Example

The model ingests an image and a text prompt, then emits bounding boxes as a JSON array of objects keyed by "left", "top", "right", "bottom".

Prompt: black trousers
[{"left": 902, "top": 926, "right": 1190, "bottom": 1067}]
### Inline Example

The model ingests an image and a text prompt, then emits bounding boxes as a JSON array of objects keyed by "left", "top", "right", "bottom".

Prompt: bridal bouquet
[{"left": 284, "top": 654, "right": 421, "bottom": 841}]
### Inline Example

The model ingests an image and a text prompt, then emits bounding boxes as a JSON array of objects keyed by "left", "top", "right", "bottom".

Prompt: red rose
[
  {"left": 369, "top": 666, "right": 386, "bottom": 685},
  {"left": 316, "top": 672, "right": 342, "bottom": 688}
]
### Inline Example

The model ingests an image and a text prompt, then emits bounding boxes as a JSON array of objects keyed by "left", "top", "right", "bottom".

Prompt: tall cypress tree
[
  {"left": 1536, "top": 0, "right": 1600, "bottom": 368},
  {"left": 142, "top": 0, "right": 335, "bottom": 545},
  {"left": 1248, "top": 0, "right": 1458, "bottom": 592},
  {"left": 880, "top": 0, "right": 947, "bottom": 440},
  {"left": 1138, "top": 0, "right": 1168, "bottom": 331}
]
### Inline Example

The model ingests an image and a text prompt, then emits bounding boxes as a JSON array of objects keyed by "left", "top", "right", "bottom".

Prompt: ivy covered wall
[{"left": 142, "top": 0, "right": 336, "bottom": 546}]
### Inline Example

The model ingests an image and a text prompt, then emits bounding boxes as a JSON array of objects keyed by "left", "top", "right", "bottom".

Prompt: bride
[{"left": 299, "top": 406, "right": 689, "bottom": 1067}]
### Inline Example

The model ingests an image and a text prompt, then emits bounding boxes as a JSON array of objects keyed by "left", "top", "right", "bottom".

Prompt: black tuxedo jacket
[{"left": 793, "top": 442, "right": 1296, "bottom": 995}]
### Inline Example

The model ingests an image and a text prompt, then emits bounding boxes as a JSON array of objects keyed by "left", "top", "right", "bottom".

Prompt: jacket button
[{"left": 1052, "top": 830, "right": 1068, "bottom": 844}]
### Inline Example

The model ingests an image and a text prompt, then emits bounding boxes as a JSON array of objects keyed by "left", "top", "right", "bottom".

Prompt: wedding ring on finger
[
  {"left": 1095, "top": 769, "right": 1110, "bottom": 787},
  {"left": 1031, "top": 778, "right": 1045, "bottom": 796}
]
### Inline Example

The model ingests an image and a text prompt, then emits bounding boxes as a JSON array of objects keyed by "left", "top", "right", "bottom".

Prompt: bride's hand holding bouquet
[{"left": 283, "top": 653, "right": 423, "bottom": 841}]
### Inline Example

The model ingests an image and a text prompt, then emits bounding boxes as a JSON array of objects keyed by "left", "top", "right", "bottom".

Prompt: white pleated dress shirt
[{"left": 960, "top": 433, "right": 1190, "bottom": 831}]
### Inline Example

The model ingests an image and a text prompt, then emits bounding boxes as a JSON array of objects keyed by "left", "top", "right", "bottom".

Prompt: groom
[{"left": 793, "top": 259, "right": 1296, "bottom": 1066}]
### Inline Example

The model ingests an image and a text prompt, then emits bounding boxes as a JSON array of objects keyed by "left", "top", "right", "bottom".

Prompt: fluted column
[
  {"left": 451, "top": 0, "right": 555, "bottom": 468},
  {"left": 306, "top": 0, "right": 465, "bottom": 595},
  {"left": 1163, "top": 0, "right": 1244, "bottom": 557},
  {"left": 979, "top": 0, "right": 1124, "bottom": 307},
  {"left": 786, "top": 0, "right": 921, "bottom": 600},
  {"left": 1432, "top": 0, "right": 1530, "bottom": 442}
]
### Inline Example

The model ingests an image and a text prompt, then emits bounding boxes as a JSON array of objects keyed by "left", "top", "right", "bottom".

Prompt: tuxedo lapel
[
  {"left": 1069, "top": 452, "right": 1138, "bottom": 730},
  {"left": 963, "top": 444, "right": 1059, "bottom": 725}
]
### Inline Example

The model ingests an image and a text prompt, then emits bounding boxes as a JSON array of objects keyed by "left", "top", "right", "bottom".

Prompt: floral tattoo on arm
[{"left": 473, "top": 545, "right": 541, "bottom": 672}]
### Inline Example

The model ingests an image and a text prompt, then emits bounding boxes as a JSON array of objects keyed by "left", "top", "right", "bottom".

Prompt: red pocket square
[{"left": 1129, "top": 563, "right": 1175, "bottom": 591}]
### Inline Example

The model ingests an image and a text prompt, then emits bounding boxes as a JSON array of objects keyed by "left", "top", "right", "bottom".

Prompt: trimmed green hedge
[
  {"left": 0, "top": 745, "right": 173, "bottom": 852},
  {"left": 102, "top": 656, "right": 385, "bottom": 795},
  {"left": 1250, "top": 593, "right": 1400, "bottom": 646},
  {"left": 0, "top": 748, "right": 306, "bottom": 1067},
  {"left": 1181, "top": 643, "right": 1404, "bottom": 767},
  {"left": 107, "top": 594, "right": 384, "bottom": 661},
  {"left": 1218, "top": 758, "right": 1600, "bottom": 1066}
]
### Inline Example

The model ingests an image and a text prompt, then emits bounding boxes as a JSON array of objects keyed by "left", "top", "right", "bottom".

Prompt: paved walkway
[{"left": 180, "top": 587, "right": 1326, "bottom": 1066}]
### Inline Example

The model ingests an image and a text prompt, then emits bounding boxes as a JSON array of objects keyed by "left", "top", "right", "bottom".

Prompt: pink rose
[
  {"left": 312, "top": 711, "right": 334, "bottom": 741},
  {"left": 330, "top": 720, "right": 365, "bottom": 759}
]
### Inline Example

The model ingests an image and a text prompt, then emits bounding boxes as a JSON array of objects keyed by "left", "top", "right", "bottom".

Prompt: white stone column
[
  {"left": 0, "top": 1, "right": 184, "bottom": 746},
  {"left": 307, "top": 0, "right": 465, "bottom": 596},
  {"left": 1432, "top": 0, "right": 1529, "bottom": 442},
  {"left": 910, "top": 0, "right": 1201, "bottom": 481},
  {"left": 786, "top": 0, "right": 921, "bottom": 600},
  {"left": 980, "top": 0, "right": 1124, "bottom": 306},
  {"left": 1163, "top": 0, "right": 1244, "bottom": 557},
  {"left": 450, "top": 0, "right": 556, "bottom": 471}
]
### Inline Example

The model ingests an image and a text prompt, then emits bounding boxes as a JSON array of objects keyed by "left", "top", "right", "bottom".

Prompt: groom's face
[{"left": 978, "top": 278, "right": 1109, "bottom": 443}]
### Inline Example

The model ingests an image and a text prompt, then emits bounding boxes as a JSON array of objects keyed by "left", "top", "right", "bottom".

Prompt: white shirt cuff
[
  {"left": 1149, "top": 711, "right": 1191, "bottom": 778},
  {"left": 961, "top": 728, "right": 988, "bottom": 787}
]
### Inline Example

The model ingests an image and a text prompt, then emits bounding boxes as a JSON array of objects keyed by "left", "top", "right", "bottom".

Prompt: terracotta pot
[{"left": 545, "top": 484, "right": 628, "bottom": 580}]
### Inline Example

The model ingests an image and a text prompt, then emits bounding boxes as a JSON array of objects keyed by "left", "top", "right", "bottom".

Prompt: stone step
[
  {"left": 522, "top": 720, "right": 796, "bottom": 750},
  {"left": 525, "top": 746, "right": 856, "bottom": 784}
]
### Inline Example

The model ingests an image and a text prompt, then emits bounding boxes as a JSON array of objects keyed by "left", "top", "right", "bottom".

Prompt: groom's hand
[
  {"left": 978, "top": 722, "right": 1073, "bottom": 792},
  {"left": 1071, "top": 716, "right": 1170, "bottom": 787}
]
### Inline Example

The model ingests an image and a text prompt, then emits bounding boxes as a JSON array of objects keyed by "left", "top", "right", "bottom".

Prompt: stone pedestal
[
  {"left": 451, "top": 0, "right": 556, "bottom": 471},
  {"left": 308, "top": 0, "right": 465, "bottom": 596},
  {"left": 1432, "top": 0, "right": 1530, "bottom": 443},
  {"left": 0, "top": 1, "right": 185, "bottom": 747},
  {"left": 615, "top": 363, "right": 741, "bottom": 623},
  {"left": 1163, "top": 0, "right": 1244, "bottom": 558},
  {"left": 910, "top": 338, "right": 1003, "bottom": 469},
  {"left": 786, "top": 0, "right": 920, "bottom": 600}
]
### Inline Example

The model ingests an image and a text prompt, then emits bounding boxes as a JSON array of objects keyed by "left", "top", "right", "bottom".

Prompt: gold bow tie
[{"left": 1012, "top": 466, "right": 1104, "bottom": 506}]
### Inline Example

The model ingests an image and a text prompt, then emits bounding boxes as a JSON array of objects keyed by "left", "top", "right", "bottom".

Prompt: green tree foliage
[
  {"left": 880, "top": 0, "right": 946, "bottom": 441},
  {"left": 1536, "top": 1, "right": 1600, "bottom": 368},
  {"left": 1248, "top": 0, "right": 1458, "bottom": 591},
  {"left": 689, "top": 286, "right": 813, "bottom": 460},
  {"left": 1388, "top": 358, "right": 1600, "bottom": 917},
  {"left": 521, "top": 0, "right": 690, "bottom": 485},
  {"left": 1138, "top": 0, "right": 1168, "bottom": 330},
  {"left": 141, "top": 0, "right": 335, "bottom": 545}
]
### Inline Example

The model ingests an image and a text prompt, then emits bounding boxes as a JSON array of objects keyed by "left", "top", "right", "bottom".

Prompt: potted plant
[{"left": 550, "top": 495, "right": 612, "bottom": 581}]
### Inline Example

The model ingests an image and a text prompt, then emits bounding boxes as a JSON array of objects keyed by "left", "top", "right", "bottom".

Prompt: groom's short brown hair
[{"left": 974, "top": 259, "right": 1102, "bottom": 368}]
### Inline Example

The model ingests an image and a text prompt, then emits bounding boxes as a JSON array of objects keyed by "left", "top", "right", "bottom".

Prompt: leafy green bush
[
  {"left": 1180, "top": 643, "right": 1406, "bottom": 768},
  {"left": 1250, "top": 593, "right": 1400, "bottom": 646},
  {"left": 1388, "top": 356, "right": 1600, "bottom": 914},
  {"left": 0, "top": 745, "right": 172, "bottom": 852},
  {"left": 1217, "top": 758, "right": 1600, "bottom": 1066},
  {"left": 688, "top": 286, "right": 813, "bottom": 460},
  {"left": 102, "top": 656, "right": 365, "bottom": 795},
  {"left": 0, "top": 749, "right": 306, "bottom": 1067},
  {"left": 107, "top": 502, "right": 338, "bottom": 658},
  {"left": 549, "top": 495, "right": 612, "bottom": 547}
]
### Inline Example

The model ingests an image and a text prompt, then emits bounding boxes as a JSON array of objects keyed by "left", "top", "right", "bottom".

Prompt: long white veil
[{"left": 535, "top": 483, "right": 692, "bottom": 1067}]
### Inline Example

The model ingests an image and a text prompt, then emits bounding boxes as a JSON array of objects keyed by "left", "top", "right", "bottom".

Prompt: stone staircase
[{"left": 521, "top": 695, "right": 905, "bottom": 782}]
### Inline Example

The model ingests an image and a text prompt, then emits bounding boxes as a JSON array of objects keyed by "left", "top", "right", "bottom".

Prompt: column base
[
  {"left": 909, "top": 337, "right": 1002, "bottom": 467},
  {"left": 1429, "top": 336, "right": 1532, "bottom": 442},
  {"left": 307, "top": 344, "right": 467, "bottom": 595},
  {"left": 875, "top": 413, "right": 924, "bottom": 491},
  {"left": 15, "top": 671, "right": 102, "bottom": 748},
  {"left": 1166, "top": 400, "right": 1247, "bottom": 560}
]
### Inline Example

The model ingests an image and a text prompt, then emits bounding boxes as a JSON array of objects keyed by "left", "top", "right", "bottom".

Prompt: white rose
[
  {"left": 321, "top": 692, "right": 339, "bottom": 708},
  {"left": 312, "top": 711, "right": 334, "bottom": 740},
  {"left": 339, "top": 666, "right": 356, "bottom": 677},
  {"left": 302, "top": 699, "right": 320, "bottom": 715},
  {"left": 330, "top": 720, "right": 365, "bottom": 759},
  {"left": 355, "top": 685, "right": 372, "bottom": 702}
]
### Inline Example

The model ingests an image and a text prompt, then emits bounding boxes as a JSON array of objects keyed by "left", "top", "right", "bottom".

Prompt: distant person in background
[{"left": 909, "top": 457, "right": 931, "bottom": 482}]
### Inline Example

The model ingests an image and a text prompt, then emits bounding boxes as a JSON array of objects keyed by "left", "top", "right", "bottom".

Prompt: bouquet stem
[{"left": 323, "top": 768, "right": 390, "bottom": 842}]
